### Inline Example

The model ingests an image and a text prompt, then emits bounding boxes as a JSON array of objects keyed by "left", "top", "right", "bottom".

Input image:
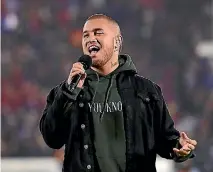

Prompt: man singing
[{"left": 39, "top": 14, "right": 197, "bottom": 172}]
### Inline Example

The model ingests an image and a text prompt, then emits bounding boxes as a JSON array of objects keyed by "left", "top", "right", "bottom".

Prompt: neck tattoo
[{"left": 111, "top": 61, "right": 118, "bottom": 68}]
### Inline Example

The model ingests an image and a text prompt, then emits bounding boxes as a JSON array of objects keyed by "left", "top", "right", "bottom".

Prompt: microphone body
[{"left": 69, "top": 55, "right": 92, "bottom": 91}]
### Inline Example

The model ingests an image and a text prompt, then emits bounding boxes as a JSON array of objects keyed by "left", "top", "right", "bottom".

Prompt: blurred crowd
[{"left": 1, "top": 0, "right": 213, "bottom": 171}]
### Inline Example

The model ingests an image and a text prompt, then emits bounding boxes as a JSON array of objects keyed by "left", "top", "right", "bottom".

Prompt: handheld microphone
[{"left": 69, "top": 55, "right": 92, "bottom": 91}]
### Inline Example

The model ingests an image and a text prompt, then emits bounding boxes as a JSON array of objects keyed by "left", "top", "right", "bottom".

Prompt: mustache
[{"left": 86, "top": 40, "right": 101, "bottom": 46}]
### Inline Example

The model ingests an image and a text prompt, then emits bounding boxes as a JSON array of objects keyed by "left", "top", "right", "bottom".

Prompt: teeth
[{"left": 88, "top": 45, "right": 99, "bottom": 51}]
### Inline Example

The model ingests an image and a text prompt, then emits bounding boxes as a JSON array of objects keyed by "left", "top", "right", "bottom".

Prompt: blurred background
[{"left": 1, "top": 0, "right": 213, "bottom": 172}]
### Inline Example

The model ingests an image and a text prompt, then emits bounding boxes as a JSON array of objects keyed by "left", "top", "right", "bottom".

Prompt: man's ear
[
  {"left": 118, "top": 35, "right": 123, "bottom": 52},
  {"left": 114, "top": 35, "right": 123, "bottom": 52}
]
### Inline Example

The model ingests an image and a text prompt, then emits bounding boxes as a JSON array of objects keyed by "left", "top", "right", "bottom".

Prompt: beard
[{"left": 92, "top": 45, "right": 114, "bottom": 68}]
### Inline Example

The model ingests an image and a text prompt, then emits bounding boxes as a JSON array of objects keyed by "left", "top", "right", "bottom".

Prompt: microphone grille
[{"left": 78, "top": 55, "right": 92, "bottom": 70}]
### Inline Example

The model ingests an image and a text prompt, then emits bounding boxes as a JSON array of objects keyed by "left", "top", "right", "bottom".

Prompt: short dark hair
[{"left": 86, "top": 14, "right": 119, "bottom": 26}]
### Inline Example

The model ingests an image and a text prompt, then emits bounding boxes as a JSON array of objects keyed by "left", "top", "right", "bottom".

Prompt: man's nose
[
  {"left": 85, "top": 33, "right": 98, "bottom": 46},
  {"left": 88, "top": 33, "right": 97, "bottom": 42},
  {"left": 87, "top": 37, "right": 98, "bottom": 45},
  {"left": 89, "top": 40, "right": 98, "bottom": 44}
]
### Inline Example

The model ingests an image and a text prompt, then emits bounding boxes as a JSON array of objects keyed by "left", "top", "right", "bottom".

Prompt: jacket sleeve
[
  {"left": 154, "top": 84, "right": 195, "bottom": 162},
  {"left": 39, "top": 82, "right": 81, "bottom": 149}
]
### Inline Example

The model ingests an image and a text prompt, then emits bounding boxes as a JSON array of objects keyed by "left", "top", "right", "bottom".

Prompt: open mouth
[{"left": 88, "top": 45, "right": 100, "bottom": 55}]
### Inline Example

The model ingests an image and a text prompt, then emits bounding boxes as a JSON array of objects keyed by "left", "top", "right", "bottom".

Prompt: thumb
[
  {"left": 173, "top": 148, "right": 180, "bottom": 153},
  {"left": 181, "top": 132, "right": 189, "bottom": 140},
  {"left": 173, "top": 148, "right": 181, "bottom": 156}
]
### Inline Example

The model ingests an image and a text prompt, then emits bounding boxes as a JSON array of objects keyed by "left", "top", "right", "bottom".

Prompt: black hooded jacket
[{"left": 39, "top": 55, "right": 194, "bottom": 172}]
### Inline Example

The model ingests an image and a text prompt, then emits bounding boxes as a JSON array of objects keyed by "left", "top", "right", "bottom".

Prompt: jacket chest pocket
[{"left": 136, "top": 92, "right": 160, "bottom": 127}]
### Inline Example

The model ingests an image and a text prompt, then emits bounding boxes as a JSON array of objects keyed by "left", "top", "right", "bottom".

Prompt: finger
[
  {"left": 70, "top": 70, "right": 85, "bottom": 78},
  {"left": 71, "top": 66, "right": 84, "bottom": 73},
  {"left": 182, "top": 143, "right": 192, "bottom": 150},
  {"left": 187, "top": 144, "right": 195, "bottom": 150},
  {"left": 67, "top": 70, "right": 85, "bottom": 85},
  {"left": 182, "top": 146, "right": 191, "bottom": 152},
  {"left": 186, "top": 139, "right": 197, "bottom": 146},
  {"left": 81, "top": 73, "right": 87, "bottom": 80},
  {"left": 73, "top": 63, "right": 84, "bottom": 69},
  {"left": 178, "top": 149, "right": 190, "bottom": 156},
  {"left": 173, "top": 148, "right": 190, "bottom": 156},
  {"left": 71, "top": 68, "right": 85, "bottom": 74},
  {"left": 173, "top": 149, "right": 183, "bottom": 156}
]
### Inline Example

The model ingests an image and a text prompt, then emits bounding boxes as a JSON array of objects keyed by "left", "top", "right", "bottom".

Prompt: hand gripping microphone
[{"left": 69, "top": 55, "right": 92, "bottom": 91}]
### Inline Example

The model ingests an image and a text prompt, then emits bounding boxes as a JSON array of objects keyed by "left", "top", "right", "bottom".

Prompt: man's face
[{"left": 82, "top": 19, "right": 116, "bottom": 68}]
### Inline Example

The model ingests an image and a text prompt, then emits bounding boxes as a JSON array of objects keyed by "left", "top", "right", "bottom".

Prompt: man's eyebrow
[{"left": 83, "top": 28, "right": 103, "bottom": 34}]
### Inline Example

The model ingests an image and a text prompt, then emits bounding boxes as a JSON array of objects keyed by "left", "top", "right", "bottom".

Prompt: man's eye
[
  {"left": 83, "top": 34, "right": 89, "bottom": 38},
  {"left": 95, "top": 31, "right": 103, "bottom": 35}
]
